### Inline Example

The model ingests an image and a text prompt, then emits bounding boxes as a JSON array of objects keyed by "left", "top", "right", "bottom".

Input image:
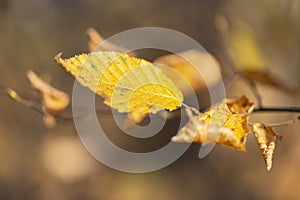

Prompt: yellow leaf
[
  {"left": 229, "top": 20, "right": 265, "bottom": 70},
  {"left": 86, "top": 28, "right": 137, "bottom": 126},
  {"left": 172, "top": 100, "right": 250, "bottom": 151},
  {"left": 55, "top": 51, "right": 183, "bottom": 115},
  {"left": 253, "top": 123, "right": 282, "bottom": 171},
  {"left": 154, "top": 49, "right": 221, "bottom": 92},
  {"left": 229, "top": 21, "right": 298, "bottom": 93}
]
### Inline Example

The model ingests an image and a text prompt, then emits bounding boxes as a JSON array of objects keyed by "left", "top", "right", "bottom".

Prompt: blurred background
[{"left": 0, "top": 0, "right": 300, "bottom": 199}]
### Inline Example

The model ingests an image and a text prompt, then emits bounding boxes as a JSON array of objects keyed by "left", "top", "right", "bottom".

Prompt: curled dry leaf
[
  {"left": 225, "top": 95, "right": 254, "bottom": 114},
  {"left": 86, "top": 27, "right": 136, "bottom": 56},
  {"left": 27, "top": 70, "right": 70, "bottom": 115},
  {"left": 172, "top": 100, "right": 250, "bottom": 151},
  {"left": 253, "top": 123, "right": 282, "bottom": 171},
  {"left": 26, "top": 70, "right": 70, "bottom": 128},
  {"left": 154, "top": 49, "right": 221, "bottom": 92},
  {"left": 229, "top": 19, "right": 265, "bottom": 71}
]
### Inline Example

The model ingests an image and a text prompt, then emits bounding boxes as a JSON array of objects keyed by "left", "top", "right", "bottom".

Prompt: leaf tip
[
  {"left": 86, "top": 27, "right": 96, "bottom": 35},
  {"left": 26, "top": 69, "right": 38, "bottom": 82},
  {"left": 54, "top": 52, "right": 63, "bottom": 64}
]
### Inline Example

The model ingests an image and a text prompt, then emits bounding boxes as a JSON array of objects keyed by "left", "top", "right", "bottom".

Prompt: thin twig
[
  {"left": 266, "top": 118, "right": 299, "bottom": 127},
  {"left": 4, "top": 87, "right": 44, "bottom": 115},
  {"left": 249, "top": 116, "right": 299, "bottom": 128},
  {"left": 253, "top": 107, "right": 300, "bottom": 113},
  {"left": 2, "top": 86, "right": 118, "bottom": 123},
  {"left": 251, "top": 106, "right": 300, "bottom": 127},
  {"left": 214, "top": 15, "right": 237, "bottom": 73},
  {"left": 214, "top": 15, "right": 267, "bottom": 108}
]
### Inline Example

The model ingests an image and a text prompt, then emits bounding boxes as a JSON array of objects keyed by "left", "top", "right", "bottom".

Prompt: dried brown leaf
[
  {"left": 225, "top": 95, "right": 254, "bottom": 114},
  {"left": 172, "top": 100, "right": 250, "bottom": 151},
  {"left": 26, "top": 70, "right": 70, "bottom": 128},
  {"left": 253, "top": 123, "right": 282, "bottom": 171},
  {"left": 27, "top": 70, "right": 70, "bottom": 114}
]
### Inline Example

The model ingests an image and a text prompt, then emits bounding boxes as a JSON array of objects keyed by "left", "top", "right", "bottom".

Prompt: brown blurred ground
[{"left": 0, "top": 0, "right": 300, "bottom": 199}]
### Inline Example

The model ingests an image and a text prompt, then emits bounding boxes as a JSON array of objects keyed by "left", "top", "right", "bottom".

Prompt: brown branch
[
  {"left": 266, "top": 118, "right": 299, "bottom": 127},
  {"left": 2, "top": 86, "right": 114, "bottom": 123},
  {"left": 251, "top": 107, "right": 300, "bottom": 127},
  {"left": 253, "top": 107, "right": 300, "bottom": 113},
  {"left": 252, "top": 106, "right": 300, "bottom": 127}
]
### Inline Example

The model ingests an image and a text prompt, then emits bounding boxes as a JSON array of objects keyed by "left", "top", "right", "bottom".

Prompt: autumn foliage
[{"left": 5, "top": 27, "right": 299, "bottom": 172}]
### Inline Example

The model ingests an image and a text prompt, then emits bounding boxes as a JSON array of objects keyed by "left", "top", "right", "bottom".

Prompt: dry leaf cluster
[
  {"left": 172, "top": 96, "right": 252, "bottom": 151},
  {"left": 172, "top": 95, "right": 283, "bottom": 171},
  {"left": 63, "top": 28, "right": 286, "bottom": 170},
  {"left": 6, "top": 70, "right": 69, "bottom": 128}
]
